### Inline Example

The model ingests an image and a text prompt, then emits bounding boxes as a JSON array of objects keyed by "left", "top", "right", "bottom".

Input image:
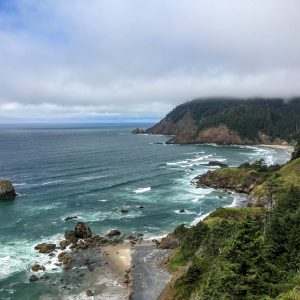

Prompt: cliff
[{"left": 146, "top": 97, "right": 300, "bottom": 144}]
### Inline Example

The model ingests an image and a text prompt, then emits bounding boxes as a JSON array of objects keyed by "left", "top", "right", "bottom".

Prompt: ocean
[{"left": 0, "top": 124, "right": 290, "bottom": 299}]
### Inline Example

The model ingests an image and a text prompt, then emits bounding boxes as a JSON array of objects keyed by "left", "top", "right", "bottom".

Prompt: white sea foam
[
  {"left": 191, "top": 212, "right": 211, "bottom": 226},
  {"left": 133, "top": 187, "right": 151, "bottom": 194},
  {"left": 0, "top": 233, "right": 64, "bottom": 280},
  {"left": 42, "top": 179, "right": 66, "bottom": 186}
]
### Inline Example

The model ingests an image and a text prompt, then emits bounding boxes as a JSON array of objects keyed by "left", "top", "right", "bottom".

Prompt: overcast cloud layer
[{"left": 0, "top": 0, "right": 300, "bottom": 122}]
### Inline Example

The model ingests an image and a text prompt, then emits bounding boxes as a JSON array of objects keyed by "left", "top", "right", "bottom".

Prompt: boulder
[
  {"left": 29, "top": 275, "right": 38, "bottom": 282},
  {"left": 74, "top": 222, "right": 92, "bottom": 239},
  {"left": 179, "top": 209, "right": 185, "bottom": 213},
  {"left": 119, "top": 209, "right": 129, "bottom": 214},
  {"left": 31, "top": 264, "right": 45, "bottom": 272},
  {"left": 86, "top": 290, "right": 94, "bottom": 297},
  {"left": 64, "top": 230, "right": 78, "bottom": 243},
  {"left": 0, "top": 180, "right": 16, "bottom": 200},
  {"left": 106, "top": 229, "right": 121, "bottom": 238},
  {"left": 60, "top": 239, "right": 70, "bottom": 250},
  {"left": 34, "top": 243, "right": 56, "bottom": 253}
]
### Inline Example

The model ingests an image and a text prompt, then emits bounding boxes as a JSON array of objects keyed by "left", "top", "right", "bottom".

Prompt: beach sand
[{"left": 257, "top": 144, "right": 294, "bottom": 154}]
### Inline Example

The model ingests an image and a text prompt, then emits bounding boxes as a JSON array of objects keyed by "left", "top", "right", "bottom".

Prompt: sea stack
[
  {"left": 131, "top": 128, "right": 145, "bottom": 134},
  {"left": 0, "top": 180, "right": 16, "bottom": 200}
]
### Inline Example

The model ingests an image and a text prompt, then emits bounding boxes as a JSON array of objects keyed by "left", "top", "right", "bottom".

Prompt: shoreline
[{"left": 256, "top": 143, "right": 294, "bottom": 155}]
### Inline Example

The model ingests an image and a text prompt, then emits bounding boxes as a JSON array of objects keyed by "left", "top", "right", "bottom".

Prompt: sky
[{"left": 0, "top": 0, "right": 300, "bottom": 123}]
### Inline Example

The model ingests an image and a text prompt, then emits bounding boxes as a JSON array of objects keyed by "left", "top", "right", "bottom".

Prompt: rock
[
  {"left": 86, "top": 290, "right": 94, "bottom": 297},
  {"left": 29, "top": 275, "right": 38, "bottom": 282},
  {"left": 74, "top": 222, "right": 92, "bottom": 239},
  {"left": 179, "top": 209, "right": 185, "bottom": 213},
  {"left": 207, "top": 161, "right": 228, "bottom": 168},
  {"left": 34, "top": 243, "right": 56, "bottom": 253},
  {"left": 119, "top": 209, "right": 129, "bottom": 214},
  {"left": 31, "top": 264, "right": 45, "bottom": 272},
  {"left": 64, "top": 216, "right": 78, "bottom": 222},
  {"left": 64, "top": 230, "right": 78, "bottom": 243},
  {"left": 0, "top": 180, "right": 16, "bottom": 200},
  {"left": 106, "top": 229, "right": 121, "bottom": 238},
  {"left": 60, "top": 240, "right": 70, "bottom": 250},
  {"left": 131, "top": 128, "right": 145, "bottom": 134},
  {"left": 138, "top": 205, "right": 144, "bottom": 209}
]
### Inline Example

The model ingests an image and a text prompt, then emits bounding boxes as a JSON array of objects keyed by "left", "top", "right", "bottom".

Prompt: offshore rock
[
  {"left": 131, "top": 128, "right": 145, "bottom": 134},
  {"left": 0, "top": 180, "right": 16, "bottom": 200},
  {"left": 75, "top": 222, "right": 92, "bottom": 239}
]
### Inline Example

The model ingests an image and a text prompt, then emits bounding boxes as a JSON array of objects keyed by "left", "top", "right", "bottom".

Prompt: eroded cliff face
[
  {"left": 146, "top": 110, "right": 197, "bottom": 136},
  {"left": 167, "top": 124, "right": 250, "bottom": 145}
]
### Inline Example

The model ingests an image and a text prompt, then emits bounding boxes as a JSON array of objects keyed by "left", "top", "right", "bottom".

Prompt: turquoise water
[{"left": 0, "top": 124, "right": 290, "bottom": 299}]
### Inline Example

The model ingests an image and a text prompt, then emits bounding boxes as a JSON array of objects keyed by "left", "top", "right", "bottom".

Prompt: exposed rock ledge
[{"left": 0, "top": 179, "right": 16, "bottom": 200}]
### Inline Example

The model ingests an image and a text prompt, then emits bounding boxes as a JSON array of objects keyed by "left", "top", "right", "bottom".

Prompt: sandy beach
[{"left": 257, "top": 144, "right": 294, "bottom": 154}]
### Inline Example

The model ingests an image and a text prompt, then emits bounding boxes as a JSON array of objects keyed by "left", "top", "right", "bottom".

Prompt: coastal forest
[
  {"left": 159, "top": 142, "right": 300, "bottom": 300},
  {"left": 147, "top": 98, "right": 300, "bottom": 145}
]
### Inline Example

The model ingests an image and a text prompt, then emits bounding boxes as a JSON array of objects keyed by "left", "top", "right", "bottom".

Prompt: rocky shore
[{"left": 30, "top": 221, "right": 171, "bottom": 299}]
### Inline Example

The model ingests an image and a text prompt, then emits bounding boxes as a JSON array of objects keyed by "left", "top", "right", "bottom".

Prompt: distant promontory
[{"left": 145, "top": 97, "right": 300, "bottom": 145}]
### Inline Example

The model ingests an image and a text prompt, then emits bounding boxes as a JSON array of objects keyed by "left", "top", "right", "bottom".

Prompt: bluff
[{"left": 146, "top": 97, "right": 300, "bottom": 144}]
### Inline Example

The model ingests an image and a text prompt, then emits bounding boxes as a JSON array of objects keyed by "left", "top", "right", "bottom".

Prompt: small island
[{"left": 0, "top": 179, "right": 16, "bottom": 200}]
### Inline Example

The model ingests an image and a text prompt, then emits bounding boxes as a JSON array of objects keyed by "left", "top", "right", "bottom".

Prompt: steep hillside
[
  {"left": 159, "top": 156, "right": 300, "bottom": 300},
  {"left": 146, "top": 98, "right": 300, "bottom": 144}
]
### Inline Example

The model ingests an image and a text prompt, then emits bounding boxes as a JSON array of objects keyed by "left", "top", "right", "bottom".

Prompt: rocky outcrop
[
  {"left": 199, "top": 161, "right": 229, "bottom": 168},
  {"left": 0, "top": 180, "right": 16, "bottom": 200},
  {"left": 34, "top": 243, "right": 56, "bottom": 253},
  {"left": 194, "top": 169, "right": 263, "bottom": 194},
  {"left": 158, "top": 224, "right": 188, "bottom": 250},
  {"left": 75, "top": 222, "right": 92, "bottom": 239},
  {"left": 146, "top": 110, "right": 197, "bottom": 137},
  {"left": 131, "top": 128, "right": 145, "bottom": 134}
]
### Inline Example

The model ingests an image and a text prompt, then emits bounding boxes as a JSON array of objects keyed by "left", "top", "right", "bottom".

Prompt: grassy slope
[{"left": 162, "top": 158, "right": 300, "bottom": 300}]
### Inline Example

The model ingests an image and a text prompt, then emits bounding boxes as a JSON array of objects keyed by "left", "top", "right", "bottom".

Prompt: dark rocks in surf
[
  {"left": 65, "top": 230, "right": 78, "bottom": 244},
  {"left": 131, "top": 128, "right": 145, "bottom": 134},
  {"left": 31, "top": 264, "right": 45, "bottom": 272},
  {"left": 199, "top": 161, "right": 228, "bottom": 168},
  {"left": 106, "top": 229, "right": 121, "bottom": 238},
  {"left": 179, "top": 209, "right": 185, "bottom": 213},
  {"left": 34, "top": 243, "right": 56, "bottom": 253},
  {"left": 86, "top": 290, "right": 95, "bottom": 297},
  {"left": 64, "top": 216, "right": 78, "bottom": 221},
  {"left": 0, "top": 179, "right": 16, "bottom": 200},
  {"left": 75, "top": 222, "right": 92, "bottom": 239},
  {"left": 60, "top": 239, "right": 71, "bottom": 250},
  {"left": 29, "top": 275, "right": 38, "bottom": 282},
  {"left": 119, "top": 209, "right": 129, "bottom": 214}
]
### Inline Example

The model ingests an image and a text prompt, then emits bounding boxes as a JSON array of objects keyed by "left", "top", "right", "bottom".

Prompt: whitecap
[{"left": 133, "top": 187, "right": 151, "bottom": 194}]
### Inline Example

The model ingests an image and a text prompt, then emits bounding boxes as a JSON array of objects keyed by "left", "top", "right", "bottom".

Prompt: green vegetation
[
  {"left": 165, "top": 157, "right": 300, "bottom": 300},
  {"left": 165, "top": 98, "right": 300, "bottom": 142}
]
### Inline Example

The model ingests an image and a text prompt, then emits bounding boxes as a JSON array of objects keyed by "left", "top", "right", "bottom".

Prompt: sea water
[{"left": 0, "top": 124, "right": 290, "bottom": 299}]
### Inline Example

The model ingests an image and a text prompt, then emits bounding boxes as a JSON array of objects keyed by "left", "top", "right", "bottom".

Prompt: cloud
[{"left": 0, "top": 0, "right": 300, "bottom": 122}]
